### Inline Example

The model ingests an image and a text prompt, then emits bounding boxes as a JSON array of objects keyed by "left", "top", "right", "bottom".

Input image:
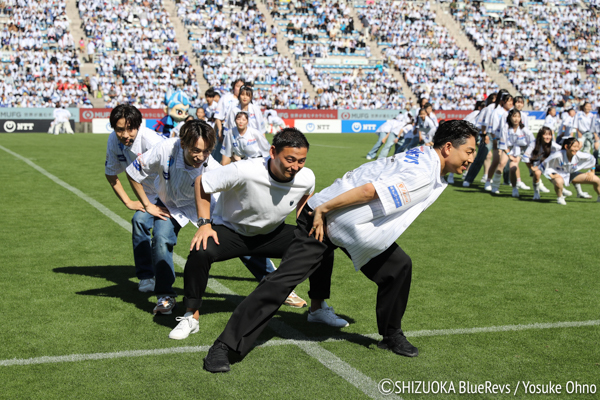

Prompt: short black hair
[
  {"left": 562, "top": 137, "right": 577, "bottom": 149},
  {"left": 205, "top": 88, "right": 217, "bottom": 98},
  {"left": 272, "top": 128, "right": 310, "bottom": 153},
  {"left": 110, "top": 104, "right": 142, "bottom": 131},
  {"left": 179, "top": 120, "right": 216, "bottom": 151},
  {"left": 433, "top": 120, "right": 478, "bottom": 149}
]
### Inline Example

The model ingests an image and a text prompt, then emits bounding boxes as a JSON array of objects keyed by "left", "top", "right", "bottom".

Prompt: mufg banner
[
  {"left": 0, "top": 108, "right": 80, "bottom": 122},
  {"left": 341, "top": 120, "right": 386, "bottom": 133}
]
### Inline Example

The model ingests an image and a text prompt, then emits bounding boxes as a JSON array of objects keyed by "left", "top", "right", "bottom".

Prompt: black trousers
[
  {"left": 218, "top": 207, "right": 413, "bottom": 356},
  {"left": 183, "top": 222, "right": 333, "bottom": 310}
]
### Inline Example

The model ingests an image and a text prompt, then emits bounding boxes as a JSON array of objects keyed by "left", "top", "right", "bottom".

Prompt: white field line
[
  {"left": 3, "top": 319, "right": 599, "bottom": 367},
  {"left": 0, "top": 144, "right": 386, "bottom": 400}
]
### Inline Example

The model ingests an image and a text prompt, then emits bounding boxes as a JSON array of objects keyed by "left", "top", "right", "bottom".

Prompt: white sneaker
[
  {"left": 484, "top": 181, "right": 492, "bottom": 191},
  {"left": 512, "top": 188, "right": 519, "bottom": 197},
  {"left": 366, "top": 155, "right": 373, "bottom": 160},
  {"left": 138, "top": 278, "right": 155, "bottom": 293},
  {"left": 480, "top": 176, "right": 487, "bottom": 183},
  {"left": 307, "top": 302, "right": 349, "bottom": 328},
  {"left": 533, "top": 190, "right": 540, "bottom": 200},
  {"left": 577, "top": 192, "right": 592, "bottom": 199},
  {"left": 539, "top": 182, "right": 550, "bottom": 193},
  {"left": 169, "top": 312, "right": 199, "bottom": 340},
  {"left": 447, "top": 173, "right": 454, "bottom": 184},
  {"left": 562, "top": 188, "right": 573, "bottom": 197},
  {"left": 557, "top": 196, "right": 567, "bottom": 205},
  {"left": 462, "top": 181, "right": 470, "bottom": 187},
  {"left": 516, "top": 181, "right": 530, "bottom": 190}
]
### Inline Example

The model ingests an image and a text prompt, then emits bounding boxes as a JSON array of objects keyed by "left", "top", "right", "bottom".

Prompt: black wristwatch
[{"left": 197, "top": 218, "right": 212, "bottom": 227}]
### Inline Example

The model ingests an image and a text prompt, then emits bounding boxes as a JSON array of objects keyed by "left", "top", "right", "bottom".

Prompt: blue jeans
[
  {"left": 394, "top": 137, "right": 406, "bottom": 154},
  {"left": 465, "top": 137, "right": 491, "bottom": 184},
  {"left": 240, "top": 256, "right": 275, "bottom": 281},
  {"left": 131, "top": 210, "right": 155, "bottom": 280},
  {"left": 366, "top": 131, "right": 388, "bottom": 158},
  {"left": 377, "top": 136, "right": 396, "bottom": 159},
  {"left": 152, "top": 215, "right": 181, "bottom": 298}
]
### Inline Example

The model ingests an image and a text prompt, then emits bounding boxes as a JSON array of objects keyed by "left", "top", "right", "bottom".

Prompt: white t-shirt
[
  {"left": 542, "top": 149, "right": 596, "bottom": 186},
  {"left": 105, "top": 126, "right": 164, "bottom": 202},
  {"left": 202, "top": 157, "right": 315, "bottom": 236},
  {"left": 215, "top": 92, "right": 239, "bottom": 121},
  {"left": 224, "top": 103, "right": 265, "bottom": 133},
  {"left": 126, "top": 138, "right": 220, "bottom": 227},
  {"left": 376, "top": 119, "right": 403, "bottom": 136},
  {"left": 308, "top": 146, "right": 447, "bottom": 270},
  {"left": 221, "top": 126, "right": 270, "bottom": 159},
  {"left": 574, "top": 111, "right": 593, "bottom": 133}
]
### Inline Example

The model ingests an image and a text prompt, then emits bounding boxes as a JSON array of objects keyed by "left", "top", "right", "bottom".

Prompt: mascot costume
[{"left": 154, "top": 90, "right": 190, "bottom": 138}]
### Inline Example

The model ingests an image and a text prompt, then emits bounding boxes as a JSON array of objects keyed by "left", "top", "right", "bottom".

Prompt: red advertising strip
[
  {"left": 434, "top": 110, "right": 471, "bottom": 121},
  {"left": 276, "top": 110, "right": 337, "bottom": 119},
  {"left": 80, "top": 109, "right": 164, "bottom": 122}
]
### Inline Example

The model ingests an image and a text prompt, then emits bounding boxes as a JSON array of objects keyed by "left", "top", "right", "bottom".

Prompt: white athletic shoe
[
  {"left": 307, "top": 302, "right": 349, "bottom": 328},
  {"left": 138, "top": 278, "right": 155, "bottom": 293},
  {"left": 484, "top": 181, "right": 492, "bottom": 191},
  {"left": 169, "top": 312, "right": 199, "bottom": 340},
  {"left": 516, "top": 181, "right": 530, "bottom": 190},
  {"left": 512, "top": 188, "right": 519, "bottom": 197},
  {"left": 533, "top": 190, "right": 540, "bottom": 200},
  {"left": 366, "top": 155, "right": 373, "bottom": 160},
  {"left": 447, "top": 174, "right": 454, "bottom": 184},
  {"left": 562, "top": 188, "right": 573, "bottom": 197},
  {"left": 557, "top": 196, "right": 567, "bottom": 205},
  {"left": 577, "top": 192, "right": 592, "bottom": 199},
  {"left": 462, "top": 181, "right": 470, "bottom": 187},
  {"left": 480, "top": 176, "right": 488, "bottom": 183},
  {"left": 539, "top": 184, "right": 550, "bottom": 193}
]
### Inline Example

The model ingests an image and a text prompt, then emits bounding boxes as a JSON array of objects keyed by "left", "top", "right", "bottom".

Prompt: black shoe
[
  {"left": 378, "top": 330, "right": 419, "bottom": 357},
  {"left": 204, "top": 340, "right": 231, "bottom": 373}
]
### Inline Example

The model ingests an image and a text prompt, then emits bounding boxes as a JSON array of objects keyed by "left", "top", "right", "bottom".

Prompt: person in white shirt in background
[
  {"left": 574, "top": 102, "right": 597, "bottom": 156},
  {"left": 557, "top": 108, "right": 577, "bottom": 143},
  {"left": 503, "top": 109, "right": 534, "bottom": 197},
  {"left": 214, "top": 79, "right": 244, "bottom": 163},
  {"left": 202, "top": 120, "right": 478, "bottom": 373},
  {"left": 202, "top": 88, "right": 220, "bottom": 130},
  {"left": 542, "top": 137, "right": 599, "bottom": 205},
  {"left": 224, "top": 86, "right": 265, "bottom": 140},
  {"left": 543, "top": 106, "right": 559, "bottom": 136},
  {"left": 522, "top": 126, "right": 561, "bottom": 200},
  {"left": 221, "top": 111, "right": 271, "bottom": 165},
  {"left": 484, "top": 93, "right": 513, "bottom": 193},
  {"left": 126, "top": 120, "right": 221, "bottom": 315},
  {"left": 264, "top": 108, "right": 287, "bottom": 134},
  {"left": 50, "top": 106, "right": 74, "bottom": 134},
  {"left": 366, "top": 118, "right": 403, "bottom": 160},
  {"left": 394, "top": 114, "right": 415, "bottom": 155},
  {"left": 105, "top": 104, "right": 165, "bottom": 293}
]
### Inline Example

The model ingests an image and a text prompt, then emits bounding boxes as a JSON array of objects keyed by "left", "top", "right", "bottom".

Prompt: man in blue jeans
[{"left": 126, "top": 120, "right": 280, "bottom": 315}]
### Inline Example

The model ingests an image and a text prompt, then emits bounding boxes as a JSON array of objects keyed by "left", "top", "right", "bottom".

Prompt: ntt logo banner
[{"left": 341, "top": 120, "right": 386, "bottom": 133}]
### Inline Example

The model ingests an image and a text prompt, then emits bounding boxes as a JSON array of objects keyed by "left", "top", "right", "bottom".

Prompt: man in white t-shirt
[
  {"left": 203, "top": 120, "right": 478, "bottom": 373},
  {"left": 105, "top": 105, "right": 165, "bottom": 292},
  {"left": 168, "top": 129, "right": 347, "bottom": 341},
  {"left": 51, "top": 106, "right": 74, "bottom": 134}
]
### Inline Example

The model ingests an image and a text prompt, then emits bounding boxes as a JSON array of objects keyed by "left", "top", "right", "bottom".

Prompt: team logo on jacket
[{"left": 387, "top": 182, "right": 411, "bottom": 208}]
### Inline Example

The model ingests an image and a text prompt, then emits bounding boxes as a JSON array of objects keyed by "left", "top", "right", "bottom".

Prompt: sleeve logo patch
[
  {"left": 396, "top": 182, "right": 411, "bottom": 205},
  {"left": 387, "top": 185, "right": 403, "bottom": 208}
]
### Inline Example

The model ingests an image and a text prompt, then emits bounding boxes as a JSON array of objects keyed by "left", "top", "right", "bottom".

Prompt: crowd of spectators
[
  {"left": 0, "top": 0, "right": 93, "bottom": 107},
  {"left": 359, "top": 0, "right": 497, "bottom": 110},
  {"left": 78, "top": 0, "right": 201, "bottom": 107},
  {"left": 451, "top": 0, "right": 599, "bottom": 109}
]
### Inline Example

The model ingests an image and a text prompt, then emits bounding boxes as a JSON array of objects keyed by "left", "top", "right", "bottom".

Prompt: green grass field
[{"left": 0, "top": 133, "right": 598, "bottom": 400}]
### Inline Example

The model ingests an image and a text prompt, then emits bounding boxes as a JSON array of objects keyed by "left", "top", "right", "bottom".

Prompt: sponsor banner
[
  {"left": 145, "top": 119, "right": 158, "bottom": 130},
  {"left": 0, "top": 108, "right": 79, "bottom": 121},
  {"left": 80, "top": 108, "right": 164, "bottom": 122},
  {"left": 433, "top": 110, "right": 471, "bottom": 121},
  {"left": 295, "top": 119, "right": 341, "bottom": 133},
  {"left": 342, "top": 120, "right": 386, "bottom": 133},
  {"left": 277, "top": 110, "right": 338, "bottom": 119},
  {"left": 0, "top": 119, "right": 72, "bottom": 133},
  {"left": 93, "top": 118, "right": 147, "bottom": 134},
  {"left": 282, "top": 119, "right": 295, "bottom": 127},
  {"left": 339, "top": 109, "right": 403, "bottom": 120}
]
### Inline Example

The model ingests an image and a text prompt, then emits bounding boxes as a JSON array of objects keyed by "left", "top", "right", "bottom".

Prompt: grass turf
[{"left": 0, "top": 133, "right": 598, "bottom": 399}]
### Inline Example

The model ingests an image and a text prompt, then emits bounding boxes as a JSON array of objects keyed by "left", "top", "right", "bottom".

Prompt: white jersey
[
  {"left": 415, "top": 117, "right": 436, "bottom": 143},
  {"left": 105, "top": 126, "right": 164, "bottom": 202},
  {"left": 394, "top": 112, "right": 411, "bottom": 126},
  {"left": 506, "top": 127, "right": 534, "bottom": 157},
  {"left": 265, "top": 110, "right": 285, "bottom": 126},
  {"left": 490, "top": 107, "right": 508, "bottom": 140},
  {"left": 376, "top": 119, "right": 403, "bottom": 136},
  {"left": 558, "top": 114, "right": 576, "bottom": 141},
  {"left": 170, "top": 121, "right": 185, "bottom": 138},
  {"left": 520, "top": 110, "right": 530, "bottom": 131},
  {"left": 463, "top": 110, "right": 480, "bottom": 124},
  {"left": 202, "top": 157, "right": 315, "bottom": 236},
  {"left": 308, "top": 146, "right": 447, "bottom": 270},
  {"left": 224, "top": 103, "right": 266, "bottom": 133},
  {"left": 214, "top": 92, "right": 239, "bottom": 121},
  {"left": 543, "top": 114, "right": 559, "bottom": 132},
  {"left": 574, "top": 111, "right": 594, "bottom": 133},
  {"left": 221, "top": 126, "right": 270, "bottom": 159},
  {"left": 522, "top": 140, "right": 561, "bottom": 165},
  {"left": 477, "top": 103, "right": 495, "bottom": 129},
  {"left": 542, "top": 149, "right": 596, "bottom": 186},
  {"left": 126, "top": 138, "right": 221, "bottom": 228},
  {"left": 53, "top": 108, "right": 71, "bottom": 123},
  {"left": 427, "top": 113, "right": 439, "bottom": 130}
]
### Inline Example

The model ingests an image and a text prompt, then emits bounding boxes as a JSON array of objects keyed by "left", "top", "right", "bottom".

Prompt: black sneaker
[
  {"left": 204, "top": 340, "right": 231, "bottom": 373},
  {"left": 377, "top": 330, "right": 419, "bottom": 357}
]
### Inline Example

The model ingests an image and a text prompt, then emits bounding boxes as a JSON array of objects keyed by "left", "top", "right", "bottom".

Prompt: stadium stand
[
  {"left": 0, "top": 0, "right": 92, "bottom": 107},
  {"left": 78, "top": 0, "right": 201, "bottom": 108}
]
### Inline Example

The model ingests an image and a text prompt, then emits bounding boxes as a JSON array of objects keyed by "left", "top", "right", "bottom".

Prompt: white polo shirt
[
  {"left": 224, "top": 103, "right": 265, "bottom": 133},
  {"left": 221, "top": 126, "right": 270, "bottom": 159},
  {"left": 214, "top": 92, "right": 239, "bottom": 121},
  {"left": 574, "top": 111, "right": 593, "bottom": 133},
  {"left": 542, "top": 149, "right": 596, "bottom": 186},
  {"left": 126, "top": 138, "right": 220, "bottom": 227},
  {"left": 308, "top": 146, "right": 447, "bottom": 270},
  {"left": 202, "top": 157, "right": 315, "bottom": 237},
  {"left": 105, "top": 126, "right": 164, "bottom": 202}
]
